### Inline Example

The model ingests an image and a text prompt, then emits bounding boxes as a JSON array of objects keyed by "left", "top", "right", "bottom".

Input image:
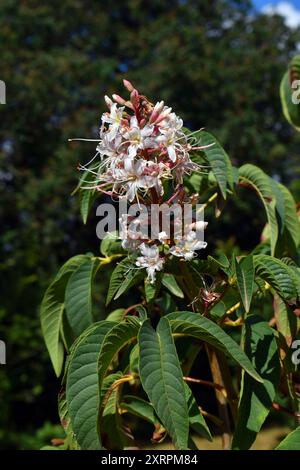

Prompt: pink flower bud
[
  {"left": 124, "top": 100, "right": 135, "bottom": 110},
  {"left": 155, "top": 107, "right": 172, "bottom": 124},
  {"left": 149, "top": 100, "right": 165, "bottom": 123},
  {"left": 112, "top": 94, "right": 126, "bottom": 105},
  {"left": 130, "top": 89, "right": 139, "bottom": 107},
  {"left": 123, "top": 79, "right": 135, "bottom": 92},
  {"left": 104, "top": 95, "right": 113, "bottom": 108}
]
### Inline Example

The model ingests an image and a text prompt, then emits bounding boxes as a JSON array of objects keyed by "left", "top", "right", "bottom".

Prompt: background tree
[{"left": 0, "top": 0, "right": 299, "bottom": 448}]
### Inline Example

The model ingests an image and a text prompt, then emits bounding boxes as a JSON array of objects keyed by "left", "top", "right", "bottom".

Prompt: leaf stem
[
  {"left": 272, "top": 402, "right": 300, "bottom": 419},
  {"left": 183, "top": 376, "right": 227, "bottom": 396},
  {"left": 100, "top": 375, "right": 134, "bottom": 420}
]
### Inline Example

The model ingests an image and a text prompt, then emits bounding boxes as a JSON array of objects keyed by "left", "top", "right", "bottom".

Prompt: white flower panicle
[{"left": 72, "top": 80, "right": 211, "bottom": 282}]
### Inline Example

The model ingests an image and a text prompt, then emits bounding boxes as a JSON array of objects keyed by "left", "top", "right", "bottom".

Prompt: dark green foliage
[{"left": 1, "top": 0, "right": 300, "bottom": 449}]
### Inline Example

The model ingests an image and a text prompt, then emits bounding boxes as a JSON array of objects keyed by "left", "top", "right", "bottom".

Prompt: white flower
[
  {"left": 156, "top": 112, "right": 186, "bottom": 163},
  {"left": 158, "top": 231, "right": 168, "bottom": 242},
  {"left": 124, "top": 116, "right": 155, "bottom": 159},
  {"left": 101, "top": 103, "right": 124, "bottom": 141},
  {"left": 110, "top": 159, "right": 168, "bottom": 202},
  {"left": 96, "top": 133, "right": 122, "bottom": 159},
  {"left": 173, "top": 153, "right": 197, "bottom": 183},
  {"left": 121, "top": 238, "right": 143, "bottom": 251},
  {"left": 162, "top": 112, "right": 183, "bottom": 132},
  {"left": 170, "top": 231, "right": 207, "bottom": 260},
  {"left": 136, "top": 243, "right": 164, "bottom": 283},
  {"left": 189, "top": 221, "right": 208, "bottom": 232},
  {"left": 157, "top": 129, "right": 178, "bottom": 162},
  {"left": 122, "top": 159, "right": 148, "bottom": 201},
  {"left": 118, "top": 214, "right": 142, "bottom": 251}
]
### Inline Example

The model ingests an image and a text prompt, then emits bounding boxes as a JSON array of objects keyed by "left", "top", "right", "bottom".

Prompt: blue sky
[
  {"left": 252, "top": 1, "right": 300, "bottom": 28},
  {"left": 253, "top": 0, "right": 299, "bottom": 8}
]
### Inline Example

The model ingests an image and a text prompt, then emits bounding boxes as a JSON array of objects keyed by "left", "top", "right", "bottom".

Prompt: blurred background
[{"left": 0, "top": 0, "right": 300, "bottom": 449}]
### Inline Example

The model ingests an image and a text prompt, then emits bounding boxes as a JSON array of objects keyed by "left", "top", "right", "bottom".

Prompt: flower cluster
[{"left": 76, "top": 80, "right": 211, "bottom": 282}]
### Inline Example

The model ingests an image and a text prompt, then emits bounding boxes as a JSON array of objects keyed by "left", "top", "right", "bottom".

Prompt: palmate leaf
[
  {"left": 66, "top": 319, "right": 139, "bottom": 450},
  {"left": 65, "top": 258, "right": 96, "bottom": 337},
  {"left": 138, "top": 318, "right": 190, "bottom": 449},
  {"left": 40, "top": 254, "right": 91, "bottom": 376},
  {"left": 167, "top": 311, "right": 262, "bottom": 382},
  {"left": 239, "top": 164, "right": 278, "bottom": 255},
  {"left": 254, "top": 254, "right": 300, "bottom": 302},
  {"left": 276, "top": 426, "right": 300, "bottom": 450},
  {"left": 234, "top": 255, "right": 254, "bottom": 313},
  {"left": 192, "top": 130, "right": 233, "bottom": 199},
  {"left": 106, "top": 258, "right": 145, "bottom": 305},
  {"left": 232, "top": 316, "right": 280, "bottom": 450}
]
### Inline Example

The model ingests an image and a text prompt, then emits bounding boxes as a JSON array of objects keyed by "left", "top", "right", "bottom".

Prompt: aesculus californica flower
[{"left": 70, "top": 80, "right": 212, "bottom": 283}]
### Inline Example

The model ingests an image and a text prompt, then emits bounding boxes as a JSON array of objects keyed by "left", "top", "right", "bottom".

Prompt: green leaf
[
  {"left": 40, "top": 280, "right": 65, "bottom": 377},
  {"left": 162, "top": 273, "right": 184, "bottom": 298},
  {"left": 40, "top": 255, "right": 90, "bottom": 376},
  {"left": 274, "top": 294, "right": 298, "bottom": 347},
  {"left": 138, "top": 318, "right": 190, "bottom": 449},
  {"left": 280, "top": 55, "right": 300, "bottom": 131},
  {"left": 80, "top": 189, "right": 96, "bottom": 224},
  {"left": 97, "top": 319, "right": 140, "bottom": 401},
  {"left": 232, "top": 316, "right": 280, "bottom": 449},
  {"left": 129, "top": 344, "right": 139, "bottom": 374},
  {"left": 66, "top": 319, "right": 140, "bottom": 446},
  {"left": 193, "top": 130, "right": 233, "bottom": 199},
  {"left": 78, "top": 170, "right": 98, "bottom": 224},
  {"left": 184, "top": 383, "right": 212, "bottom": 441},
  {"left": 144, "top": 277, "right": 160, "bottom": 303},
  {"left": 121, "top": 396, "right": 158, "bottom": 425},
  {"left": 58, "top": 389, "right": 79, "bottom": 449},
  {"left": 65, "top": 259, "right": 95, "bottom": 337},
  {"left": 106, "top": 308, "right": 125, "bottom": 322},
  {"left": 56, "top": 254, "right": 92, "bottom": 280},
  {"left": 100, "top": 372, "right": 126, "bottom": 449},
  {"left": 100, "top": 231, "right": 125, "bottom": 257},
  {"left": 276, "top": 426, "right": 300, "bottom": 450},
  {"left": 234, "top": 255, "right": 254, "bottom": 313},
  {"left": 254, "top": 254, "right": 300, "bottom": 302},
  {"left": 277, "top": 183, "right": 300, "bottom": 249},
  {"left": 66, "top": 321, "right": 116, "bottom": 449},
  {"left": 106, "top": 258, "right": 145, "bottom": 305},
  {"left": 239, "top": 164, "right": 278, "bottom": 255},
  {"left": 167, "top": 311, "right": 263, "bottom": 382}
]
